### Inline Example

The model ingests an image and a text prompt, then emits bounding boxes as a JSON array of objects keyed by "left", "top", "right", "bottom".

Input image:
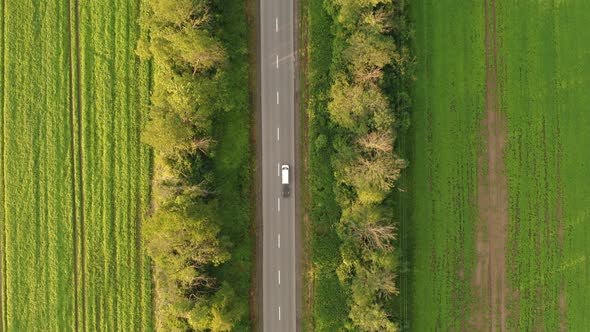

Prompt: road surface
[{"left": 260, "top": 0, "right": 297, "bottom": 329}]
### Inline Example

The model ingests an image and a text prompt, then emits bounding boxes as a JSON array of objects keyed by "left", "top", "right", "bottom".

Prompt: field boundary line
[{"left": 398, "top": 0, "right": 408, "bottom": 327}]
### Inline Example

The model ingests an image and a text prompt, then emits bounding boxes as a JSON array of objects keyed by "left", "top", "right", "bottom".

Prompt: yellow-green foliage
[
  {"left": 137, "top": 0, "right": 253, "bottom": 329},
  {"left": 321, "top": 0, "right": 410, "bottom": 330}
]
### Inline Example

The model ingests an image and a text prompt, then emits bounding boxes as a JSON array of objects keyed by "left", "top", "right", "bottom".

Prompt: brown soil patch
[{"left": 471, "top": 0, "right": 510, "bottom": 330}]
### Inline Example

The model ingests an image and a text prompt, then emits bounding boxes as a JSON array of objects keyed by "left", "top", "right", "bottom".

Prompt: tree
[
  {"left": 150, "top": 27, "right": 226, "bottom": 74},
  {"left": 148, "top": 0, "right": 209, "bottom": 28},
  {"left": 354, "top": 222, "right": 396, "bottom": 252},
  {"left": 349, "top": 303, "right": 398, "bottom": 332},
  {"left": 185, "top": 283, "right": 246, "bottom": 332},
  {"left": 330, "top": 0, "right": 393, "bottom": 27},
  {"left": 142, "top": 107, "right": 195, "bottom": 155},
  {"left": 340, "top": 203, "right": 396, "bottom": 252},
  {"left": 356, "top": 264, "right": 398, "bottom": 298},
  {"left": 357, "top": 130, "right": 393, "bottom": 153},
  {"left": 328, "top": 75, "right": 389, "bottom": 132},
  {"left": 143, "top": 206, "right": 230, "bottom": 291},
  {"left": 343, "top": 151, "right": 406, "bottom": 204},
  {"left": 372, "top": 107, "right": 396, "bottom": 131},
  {"left": 345, "top": 31, "right": 397, "bottom": 84},
  {"left": 209, "top": 283, "right": 247, "bottom": 331},
  {"left": 361, "top": 6, "right": 396, "bottom": 34},
  {"left": 187, "top": 299, "right": 213, "bottom": 331},
  {"left": 167, "top": 27, "right": 226, "bottom": 73}
]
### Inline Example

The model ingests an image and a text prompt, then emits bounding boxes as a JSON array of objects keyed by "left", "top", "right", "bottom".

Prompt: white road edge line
[
  {"left": 278, "top": 163, "right": 280, "bottom": 177},
  {"left": 276, "top": 54, "right": 279, "bottom": 69},
  {"left": 277, "top": 127, "right": 280, "bottom": 141},
  {"left": 276, "top": 91, "right": 279, "bottom": 104},
  {"left": 278, "top": 197, "right": 280, "bottom": 212},
  {"left": 278, "top": 306, "right": 281, "bottom": 321},
  {"left": 278, "top": 233, "right": 281, "bottom": 248},
  {"left": 275, "top": 17, "right": 278, "bottom": 32},
  {"left": 278, "top": 270, "right": 281, "bottom": 285}
]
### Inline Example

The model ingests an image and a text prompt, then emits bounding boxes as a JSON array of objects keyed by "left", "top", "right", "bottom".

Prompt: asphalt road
[{"left": 260, "top": 0, "right": 297, "bottom": 329}]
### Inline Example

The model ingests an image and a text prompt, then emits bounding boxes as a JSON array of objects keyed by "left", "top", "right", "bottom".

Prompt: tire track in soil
[
  {"left": 74, "top": 0, "right": 87, "bottom": 328},
  {"left": 472, "top": 0, "right": 509, "bottom": 330},
  {"left": 133, "top": 0, "right": 144, "bottom": 324},
  {"left": 67, "top": 0, "right": 85, "bottom": 330},
  {"left": 555, "top": 117, "right": 566, "bottom": 332}
]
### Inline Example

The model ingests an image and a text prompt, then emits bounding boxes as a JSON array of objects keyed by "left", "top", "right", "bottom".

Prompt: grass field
[
  {"left": 407, "top": 0, "right": 590, "bottom": 330},
  {"left": 0, "top": 0, "right": 153, "bottom": 330}
]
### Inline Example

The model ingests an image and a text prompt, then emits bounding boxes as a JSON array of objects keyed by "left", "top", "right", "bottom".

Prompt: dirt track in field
[
  {"left": 471, "top": 0, "right": 509, "bottom": 330},
  {"left": 67, "top": 0, "right": 85, "bottom": 330}
]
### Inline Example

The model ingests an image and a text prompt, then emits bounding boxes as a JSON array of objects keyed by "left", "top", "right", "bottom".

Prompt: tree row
[
  {"left": 323, "top": 0, "right": 412, "bottom": 330},
  {"left": 137, "top": 0, "right": 247, "bottom": 330}
]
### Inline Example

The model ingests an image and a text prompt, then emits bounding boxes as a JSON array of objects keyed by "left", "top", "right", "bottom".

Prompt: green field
[
  {"left": 407, "top": 0, "right": 590, "bottom": 330},
  {"left": 499, "top": 1, "right": 590, "bottom": 329},
  {"left": 0, "top": 0, "right": 153, "bottom": 330},
  {"left": 406, "top": 0, "right": 485, "bottom": 329}
]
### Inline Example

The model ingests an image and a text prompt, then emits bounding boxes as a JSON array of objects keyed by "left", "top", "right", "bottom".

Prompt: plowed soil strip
[{"left": 473, "top": 0, "right": 509, "bottom": 330}]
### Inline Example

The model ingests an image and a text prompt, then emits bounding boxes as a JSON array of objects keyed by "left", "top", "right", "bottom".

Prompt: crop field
[
  {"left": 499, "top": 0, "right": 590, "bottom": 330},
  {"left": 406, "top": 0, "right": 485, "bottom": 330},
  {"left": 407, "top": 0, "right": 590, "bottom": 330},
  {"left": 0, "top": 0, "right": 153, "bottom": 331}
]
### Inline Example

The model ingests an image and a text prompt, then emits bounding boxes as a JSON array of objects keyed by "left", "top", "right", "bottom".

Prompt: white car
[{"left": 281, "top": 165, "right": 290, "bottom": 197}]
